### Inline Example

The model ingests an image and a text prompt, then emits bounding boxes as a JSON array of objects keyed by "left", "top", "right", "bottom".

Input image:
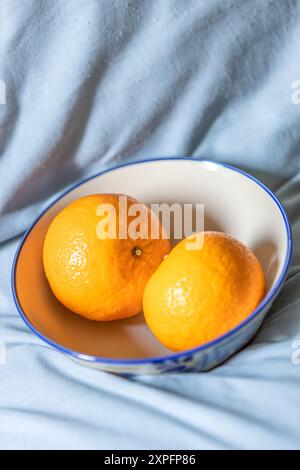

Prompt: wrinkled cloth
[{"left": 1, "top": 0, "right": 300, "bottom": 450}]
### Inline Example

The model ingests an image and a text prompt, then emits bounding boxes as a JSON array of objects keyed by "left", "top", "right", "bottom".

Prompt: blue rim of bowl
[{"left": 11, "top": 157, "right": 293, "bottom": 366}]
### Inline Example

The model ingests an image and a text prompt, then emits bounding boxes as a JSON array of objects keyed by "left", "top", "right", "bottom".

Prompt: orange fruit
[
  {"left": 43, "top": 194, "right": 171, "bottom": 321},
  {"left": 143, "top": 231, "right": 266, "bottom": 351}
]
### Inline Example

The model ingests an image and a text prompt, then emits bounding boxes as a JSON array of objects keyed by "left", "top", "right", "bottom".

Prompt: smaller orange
[{"left": 143, "top": 231, "right": 266, "bottom": 352}]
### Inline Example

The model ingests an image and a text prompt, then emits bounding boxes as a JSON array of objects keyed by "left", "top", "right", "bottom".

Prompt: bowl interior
[{"left": 14, "top": 159, "right": 289, "bottom": 359}]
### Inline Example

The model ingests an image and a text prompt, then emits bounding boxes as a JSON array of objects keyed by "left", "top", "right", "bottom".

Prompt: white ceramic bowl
[{"left": 12, "top": 158, "right": 292, "bottom": 375}]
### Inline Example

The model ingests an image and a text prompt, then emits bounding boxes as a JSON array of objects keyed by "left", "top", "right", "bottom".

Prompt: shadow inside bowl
[{"left": 252, "top": 239, "right": 279, "bottom": 291}]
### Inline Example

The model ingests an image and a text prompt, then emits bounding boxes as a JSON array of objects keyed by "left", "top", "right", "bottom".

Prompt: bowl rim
[{"left": 11, "top": 157, "right": 293, "bottom": 366}]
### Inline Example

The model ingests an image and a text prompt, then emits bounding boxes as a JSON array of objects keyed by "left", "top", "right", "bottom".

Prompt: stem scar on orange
[
  {"left": 143, "top": 231, "right": 266, "bottom": 352},
  {"left": 43, "top": 194, "right": 171, "bottom": 321}
]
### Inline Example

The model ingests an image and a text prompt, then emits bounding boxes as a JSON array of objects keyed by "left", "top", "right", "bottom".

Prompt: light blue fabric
[{"left": 1, "top": 0, "right": 300, "bottom": 450}]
